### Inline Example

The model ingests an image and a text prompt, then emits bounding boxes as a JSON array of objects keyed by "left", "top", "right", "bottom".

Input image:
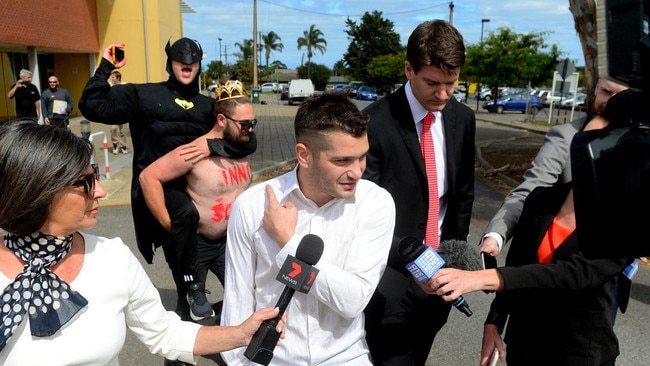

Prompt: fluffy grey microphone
[{"left": 437, "top": 239, "right": 483, "bottom": 271}]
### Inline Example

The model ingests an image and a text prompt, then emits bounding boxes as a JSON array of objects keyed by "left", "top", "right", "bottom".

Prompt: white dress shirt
[
  {"left": 405, "top": 81, "right": 448, "bottom": 243},
  {"left": 221, "top": 167, "right": 396, "bottom": 365}
]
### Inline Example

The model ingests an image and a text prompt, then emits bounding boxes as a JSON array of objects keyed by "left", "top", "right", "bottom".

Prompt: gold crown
[{"left": 215, "top": 80, "right": 248, "bottom": 102}]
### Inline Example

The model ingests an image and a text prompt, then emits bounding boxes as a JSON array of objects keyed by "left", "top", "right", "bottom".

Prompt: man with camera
[{"left": 7, "top": 69, "right": 40, "bottom": 122}]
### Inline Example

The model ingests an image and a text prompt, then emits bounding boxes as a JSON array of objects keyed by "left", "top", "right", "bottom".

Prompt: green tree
[
  {"left": 270, "top": 60, "right": 287, "bottom": 69},
  {"left": 297, "top": 24, "right": 327, "bottom": 79},
  {"left": 230, "top": 59, "right": 254, "bottom": 87},
  {"left": 261, "top": 31, "right": 284, "bottom": 79},
  {"left": 234, "top": 39, "right": 254, "bottom": 62},
  {"left": 297, "top": 62, "right": 330, "bottom": 90},
  {"left": 464, "top": 27, "right": 561, "bottom": 99},
  {"left": 332, "top": 60, "right": 347, "bottom": 77},
  {"left": 205, "top": 60, "right": 225, "bottom": 83},
  {"left": 367, "top": 52, "right": 406, "bottom": 91},
  {"left": 343, "top": 11, "right": 404, "bottom": 84}
]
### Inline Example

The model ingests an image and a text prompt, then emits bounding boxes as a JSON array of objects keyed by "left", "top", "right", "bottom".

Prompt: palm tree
[
  {"left": 234, "top": 39, "right": 254, "bottom": 62},
  {"left": 297, "top": 24, "right": 327, "bottom": 79},
  {"left": 262, "top": 31, "right": 284, "bottom": 79}
]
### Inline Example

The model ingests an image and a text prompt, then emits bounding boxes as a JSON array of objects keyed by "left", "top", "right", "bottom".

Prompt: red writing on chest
[
  {"left": 211, "top": 198, "right": 232, "bottom": 223},
  {"left": 212, "top": 163, "right": 251, "bottom": 223},
  {"left": 220, "top": 163, "right": 252, "bottom": 187}
]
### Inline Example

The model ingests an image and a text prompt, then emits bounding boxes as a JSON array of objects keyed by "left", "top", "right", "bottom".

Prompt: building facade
[{"left": 0, "top": 0, "right": 193, "bottom": 121}]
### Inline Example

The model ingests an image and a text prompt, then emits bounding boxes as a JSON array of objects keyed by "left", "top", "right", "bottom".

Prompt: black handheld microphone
[
  {"left": 244, "top": 234, "right": 324, "bottom": 365},
  {"left": 398, "top": 237, "right": 480, "bottom": 317}
]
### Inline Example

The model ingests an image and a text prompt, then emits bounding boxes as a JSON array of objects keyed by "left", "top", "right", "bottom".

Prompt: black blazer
[
  {"left": 487, "top": 183, "right": 632, "bottom": 365},
  {"left": 363, "top": 86, "right": 476, "bottom": 312}
]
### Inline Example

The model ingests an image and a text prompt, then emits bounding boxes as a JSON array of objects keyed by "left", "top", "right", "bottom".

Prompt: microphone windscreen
[
  {"left": 437, "top": 239, "right": 482, "bottom": 271},
  {"left": 296, "top": 234, "right": 324, "bottom": 265},
  {"left": 398, "top": 236, "right": 426, "bottom": 262}
]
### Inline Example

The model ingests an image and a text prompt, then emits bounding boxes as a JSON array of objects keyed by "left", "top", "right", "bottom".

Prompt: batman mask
[
  {"left": 165, "top": 37, "right": 202, "bottom": 64},
  {"left": 164, "top": 38, "right": 203, "bottom": 97}
]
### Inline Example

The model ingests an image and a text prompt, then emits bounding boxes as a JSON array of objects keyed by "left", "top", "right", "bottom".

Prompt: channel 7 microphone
[
  {"left": 399, "top": 237, "right": 481, "bottom": 317},
  {"left": 244, "top": 234, "right": 324, "bottom": 365}
]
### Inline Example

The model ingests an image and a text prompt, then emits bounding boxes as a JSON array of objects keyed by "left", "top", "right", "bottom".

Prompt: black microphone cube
[{"left": 244, "top": 320, "right": 281, "bottom": 365}]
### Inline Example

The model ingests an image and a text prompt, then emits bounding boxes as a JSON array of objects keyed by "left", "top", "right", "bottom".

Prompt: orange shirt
[{"left": 537, "top": 216, "right": 574, "bottom": 264}]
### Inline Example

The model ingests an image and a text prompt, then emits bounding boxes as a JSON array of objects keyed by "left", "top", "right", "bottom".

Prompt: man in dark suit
[{"left": 362, "top": 20, "right": 476, "bottom": 365}]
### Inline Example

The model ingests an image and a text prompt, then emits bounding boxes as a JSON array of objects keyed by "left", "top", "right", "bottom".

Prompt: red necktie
[{"left": 421, "top": 112, "right": 439, "bottom": 250}]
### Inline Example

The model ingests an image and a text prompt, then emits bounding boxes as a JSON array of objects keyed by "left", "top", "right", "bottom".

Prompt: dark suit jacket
[
  {"left": 362, "top": 86, "right": 476, "bottom": 313},
  {"left": 486, "top": 183, "right": 631, "bottom": 365}
]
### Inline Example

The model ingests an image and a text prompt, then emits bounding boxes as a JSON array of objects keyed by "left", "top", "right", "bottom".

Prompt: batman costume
[{"left": 79, "top": 38, "right": 256, "bottom": 320}]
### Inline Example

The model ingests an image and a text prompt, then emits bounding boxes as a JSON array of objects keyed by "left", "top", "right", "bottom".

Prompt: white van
[{"left": 287, "top": 79, "right": 314, "bottom": 105}]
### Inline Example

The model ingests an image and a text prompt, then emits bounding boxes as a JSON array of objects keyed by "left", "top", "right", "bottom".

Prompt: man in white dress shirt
[{"left": 220, "top": 92, "right": 396, "bottom": 365}]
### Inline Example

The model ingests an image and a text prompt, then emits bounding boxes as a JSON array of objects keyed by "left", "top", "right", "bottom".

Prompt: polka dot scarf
[{"left": 0, "top": 232, "right": 88, "bottom": 351}]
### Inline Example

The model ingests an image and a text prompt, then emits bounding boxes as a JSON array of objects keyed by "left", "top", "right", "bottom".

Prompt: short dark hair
[
  {"left": 0, "top": 121, "right": 93, "bottom": 234},
  {"left": 294, "top": 92, "right": 369, "bottom": 149},
  {"left": 406, "top": 20, "right": 466, "bottom": 74}
]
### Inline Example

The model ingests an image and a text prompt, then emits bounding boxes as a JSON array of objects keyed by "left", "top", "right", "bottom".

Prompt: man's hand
[
  {"left": 103, "top": 43, "right": 127, "bottom": 68},
  {"left": 480, "top": 324, "right": 504, "bottom": 366},
  {"left": 479, "top": 236, "right": 500, "bottom": 257},
  {"left": 262, "top": 185, "right": 297, "bottom": 247},
  {"left": 180, "top": 139, "right": 209, "bottom": 164},
  {"left": 240, "top": 307, "right": 286, "bottom": 346}
]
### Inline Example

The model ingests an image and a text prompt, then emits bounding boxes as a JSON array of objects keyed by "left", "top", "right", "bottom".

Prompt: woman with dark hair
[{"left": 0, "top": 121, "right": 283, "bottom": 365}]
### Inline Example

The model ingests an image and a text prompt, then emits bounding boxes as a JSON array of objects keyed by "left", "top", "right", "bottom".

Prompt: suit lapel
[
  {"left": 442, "top": 101, "right": 457, "bottom": 186},
  {"left": 388, "top": 89, "right": 427, "bottom": 175}
]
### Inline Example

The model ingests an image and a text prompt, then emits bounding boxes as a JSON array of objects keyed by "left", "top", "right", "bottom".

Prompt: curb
[{"left": 474, "top": 116, "right": 550, "bottom": 189}]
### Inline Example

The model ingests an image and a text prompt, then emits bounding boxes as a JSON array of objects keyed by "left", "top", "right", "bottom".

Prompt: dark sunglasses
[
  {"left": 222, "top": 113, "right": 258, "bottom": 131},
  {"left": 71, "top": 164, "right": 99, "bottom": 197}
]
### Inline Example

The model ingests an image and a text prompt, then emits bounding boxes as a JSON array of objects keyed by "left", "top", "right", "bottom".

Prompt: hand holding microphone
[
  {"left": 244, "top": 234, "right": 324, "bottom": 365},
  {"left": 398, "top": 237, "right": 481, "bottom": 317}
]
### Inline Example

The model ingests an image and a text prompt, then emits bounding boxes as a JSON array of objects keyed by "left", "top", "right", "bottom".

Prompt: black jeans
[{"left": 48, "top": 116, "right": 68, "bottom": 128}]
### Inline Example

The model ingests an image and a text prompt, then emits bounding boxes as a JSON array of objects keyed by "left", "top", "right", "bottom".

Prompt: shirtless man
[{"left": 139, "top": 80, "right": 256, "bottom": 321}]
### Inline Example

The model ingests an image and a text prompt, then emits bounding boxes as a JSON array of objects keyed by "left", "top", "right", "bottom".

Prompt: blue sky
[{"left": 182, "top": 0, "right": 584, "bottom": 70}]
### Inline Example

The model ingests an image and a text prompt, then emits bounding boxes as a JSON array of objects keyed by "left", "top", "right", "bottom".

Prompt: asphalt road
[{"left": 84, "top": 107, "right": 649, "bottom": 365}]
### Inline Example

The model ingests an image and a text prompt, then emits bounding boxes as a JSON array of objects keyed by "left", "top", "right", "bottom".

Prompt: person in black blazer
[
  {"left": 427, "top": 94, "right": 645, "bottom": 364},
  {"left": 430, "top": 179, "right": 631, "bottom": 365},
  {"left": 362, "top": 20, "right": 476, "bottom": 365}
]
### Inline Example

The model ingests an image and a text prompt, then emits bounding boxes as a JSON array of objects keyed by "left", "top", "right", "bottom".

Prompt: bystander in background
[
  {"left": 41, "top": 75, "right": 73, "bottom": 128},
  {"left": 109, "top": 70, "right": 129, "bottom": 154},
  {"left": 7, "top": 69, "right": 40, "bottom": 121}
]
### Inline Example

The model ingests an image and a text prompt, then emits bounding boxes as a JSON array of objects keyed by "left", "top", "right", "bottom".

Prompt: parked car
[
  {"left": 376, "top": 85, "right": 394, "bottom": 95},
  {"left": 560, "top": 93, "right": 587, "bottom": 108},
  {"left": 332, "top": 84, "right": 347, "bottom": 93},
  {"left": 482, "top": 93, "right": 543, "bottom": 114},
  {"left": 356, "top": 86, "right": 377, "bottom": 101},
  {"left": 279, "top": 83, "right": 289, "bottom": 100},
  {"left": 260, "top": 82, "right": 278, "bottom": 93},
  {"left": 287, "top": 79, "right": 314, "bottom": 105},
  {"left": 453, "top": 88, "right": 466, "bottom": 102},
  {"left": 477, "top": 87, "right": 493, "bottom": 100},
  {"left": 537, "top": 90, "right": 569, "bottom": 106},
  {"left": 347, "top": 81, "right": 364, "bottom": 98}
]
